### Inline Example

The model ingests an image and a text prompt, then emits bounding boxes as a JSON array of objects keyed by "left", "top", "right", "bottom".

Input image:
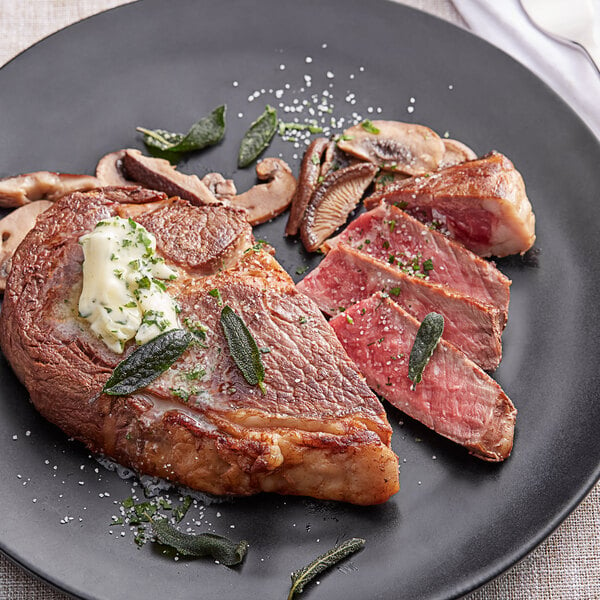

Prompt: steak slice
[
  {"left": 326, "top": 203, "right": 511, "bottom": 319},
  {"left": 330, "top": 294, "right": 516, "bottom": 461},
  {"left": 297, "top": 243, "right": 503, "bottom": 371},
  {"left": 364, "top": 151, "right": 536, "bottom": 258},
  {"left": 0, "top": 187, "right": 398, "bottom": 505}
]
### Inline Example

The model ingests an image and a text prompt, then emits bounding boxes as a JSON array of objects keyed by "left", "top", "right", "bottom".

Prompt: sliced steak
[
  {"left": 297, "top": 243, "right": 503, "bottom": 371},
  {"left": 364, "top": 151, "right": 536, "bottom": 258},
  {"left": 330, "top": 294, "right": 516, "bottom": 461},
  {"left": 326, "top": 203, "right": 511, "bottom": 319},
  {"left": 0, "top": 187, "right": 398, "bottom": 505}
]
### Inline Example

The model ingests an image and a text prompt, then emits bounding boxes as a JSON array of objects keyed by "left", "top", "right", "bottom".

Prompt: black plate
[{"left": 1, "top": 1, "right": 599, "bottom": 599}]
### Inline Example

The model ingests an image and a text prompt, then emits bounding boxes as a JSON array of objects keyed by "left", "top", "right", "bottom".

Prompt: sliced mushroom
[
  {"left": 336, "top": 120, "right": 445, "bottom": 176},
  {"left": 0, "top": 172, "right": 100, "bottom": 208},
  {"left": 231, "top": 158, "right": 296, "bottom": 226},
  {"left": 0, "top": 200, "right": 53, "bottom": 290},
  {"left": 285, "top": 137, "right": 329, "bottom": 236},
  {"left": 201, "top": 172, "right": 237, "bottom": 202},
  {"left": 439, "top": 139, "right": 478, "bottom": 169},
  {"left": 96, "top": 150, "right": 138, "bottom": 186},
  {"left": 121, "top": 149, "right": 219, "bottom": 206},
  {"left": 319, "top": 139, "right": 362, "bottom": 177},
  {"left": 373, "top": 170, "right": 411, "bottom": 193},
  {"left": 300, "top": 162, "right": 378, "bottom": 253}
]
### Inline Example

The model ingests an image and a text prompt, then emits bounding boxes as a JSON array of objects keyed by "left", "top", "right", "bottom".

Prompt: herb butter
[{"left": 78, "top": 216, "right": 180, "bottom": 353}]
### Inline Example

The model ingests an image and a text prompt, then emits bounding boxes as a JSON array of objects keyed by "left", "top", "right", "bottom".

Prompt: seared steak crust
[
  {"left": 0, "top": 187, "right": 398, "bottom": 505},
  {"left": 364, "top": 151, "right": 536, "bottom": 258}
]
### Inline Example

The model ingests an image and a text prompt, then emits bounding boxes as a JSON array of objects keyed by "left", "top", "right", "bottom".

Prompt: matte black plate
[{"left": 0, "top": 1, "right": 599, "bottom": 599}]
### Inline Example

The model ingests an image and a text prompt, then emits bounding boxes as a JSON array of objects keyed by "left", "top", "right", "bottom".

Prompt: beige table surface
[{"left": 0, "top": 1, "right": 598, "bottom": 599}]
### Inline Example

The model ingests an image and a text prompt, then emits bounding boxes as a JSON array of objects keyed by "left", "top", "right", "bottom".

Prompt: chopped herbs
[
  {"left": 103, "top": 329, "right": 193, "bottom": 396},
  {"left": 220, "top": 305, "right": 266, "bottom": 394},
  {"left": 287, "top": 538, "right": 366, "bottom": 600},
  {"left": 389, "top": 286, "right": 401, "bottom": 296},
  {"left": 360, "top": 119, "right": 380, "bottom": 135},
  {"left": 136, "top": 105, "right": 226, "bottom": 156},
  {"left": 295, "top": 265, "right": 309, "bottom": 275},
  {"left": 208, "top": 288, "right": 223, "bottom": 306},
  {"left": 278, "top": 121, "right": 324, "bottom": 135},
  {"left": 408, "top": 312, "right": 444, "bottom": 388},
  {"left": 238, "top": 105, "right": 278, "bottom": 167}
]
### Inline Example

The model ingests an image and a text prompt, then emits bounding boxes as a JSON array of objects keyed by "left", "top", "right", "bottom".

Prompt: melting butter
[{"left": 78, "top": 216, "right": 180, "bottom": 353}]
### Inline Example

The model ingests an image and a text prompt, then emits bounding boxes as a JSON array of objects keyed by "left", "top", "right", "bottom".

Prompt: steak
[
  {"left": 325, "top": 203, "right": 511, "bottom": 318},
  {"left": 0, "top": 187, "right": 398, "bottom": 505},
  {"left": 297, "top": 243, "right": 504, "bottom": 371},
  {"left": 330, "top": 293, "right": 516, "bottom": 461},
  {"left": 364, "top": 151, "right": 536, "bottom": 258}
]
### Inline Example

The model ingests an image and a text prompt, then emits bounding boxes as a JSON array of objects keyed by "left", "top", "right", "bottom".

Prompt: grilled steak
[
  {"left": 297, "top": 243, "right": 504, "bottom": 371},
  {"left": 364, "top": 151, "right": 535, "bottom": 258},
  {"left": 330, "top": 294, "right": 516, "bottom": 461},
  {"left": 325, "top": 203, "right": 511, "bottom": 319},
  {"left": 0, "top": 187, "right": 398, "bottom": 505}
]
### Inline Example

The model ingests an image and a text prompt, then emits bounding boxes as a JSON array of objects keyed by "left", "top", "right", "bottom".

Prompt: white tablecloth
[{"left": 0, "top": 1, "right": 598, "bottom": 599}]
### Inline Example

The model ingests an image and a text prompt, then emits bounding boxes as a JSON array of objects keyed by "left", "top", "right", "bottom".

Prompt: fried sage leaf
[
  {"left": 287, "top": 538, "right": 366, "bottom": 600},
  {"left": 137, "top": 105, "right": 226, "bottom": 154},
  {"left": 408, "top": 312, "right": 444, "bottom": 388},
  {"left": 220, "top": 305, "right": 266, "bottom": 393},
  {"left": 103, "top": 329, "right": 193, "bottom": 396},
  {"left": 151, "top": 518, "right": 248, "bottom": 566},
  {"left": 238, "top": 105, "right": 278, "bottom": 168}
]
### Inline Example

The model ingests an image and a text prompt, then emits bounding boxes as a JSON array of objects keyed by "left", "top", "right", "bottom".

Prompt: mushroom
[
  {"left": 373, "top": 170, "right": 411, "bottom": 193},
  {"left": 300, "top": 162, "right": 378, "bottom": 253},
  {"left": 231, "top": 158, "right": 297, "bottom": 226},
  {"left": 336, "top": 120, "right": 445, "bottom": 176},
  {"left": 201, "top": 172, "right": 237, "bottom": 202},
  {"left": 439, "top": 139, "right": 478, "bottom": 169},
  {"left": 95, "top": 150, "right": 138, "bottom": 186},
  {"left": 120, "top": 149, "right": 219, "bottom": 205},
  {"left": 285, "top": 137, "right": 329, "bottom": 236},
  {"left": 0, "top": 200, "right": 53, "bottom": 290},
  {"left": 0, "top": 172, "right": 100, "bottom": 208}
]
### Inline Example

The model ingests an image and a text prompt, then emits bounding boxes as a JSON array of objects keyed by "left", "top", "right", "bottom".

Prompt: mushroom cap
[
  {"left": 0, "top": 172, "right": 100, "bottom": 208},
  {"left": 121, "top": 149, "right": 219, "bottom": 206},
  {"left": 0, "top": 200, "right": 53, "bottom": 290},
  {"left": 95, "top": 150, "right": 138, "bottom": 186},
  {"left": 336, "top": 120, "right": 445, "bottom": 176},
  {"left": 439, "top": 138, "right": 478, "bottom": 169},
  {"left": 201, "top": 172, "right": 237, "bottom": 202},
  {"left": 231, "top": 158, "right": 297, "bottom": 226},
  {"left": 285, "top": 137, "right": 329, "bottom": 236},
  {"left": 300, "top": 162, "right": 378, "bottom": 253}
]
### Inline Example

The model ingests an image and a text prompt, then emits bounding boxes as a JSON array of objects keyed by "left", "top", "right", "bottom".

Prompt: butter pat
[{"left": 78, "top": 216, "right": 179, "bottom": 353}]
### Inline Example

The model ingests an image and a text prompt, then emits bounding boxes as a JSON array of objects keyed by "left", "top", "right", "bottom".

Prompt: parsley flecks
[{"left": 360, "top": 119, "right": 380, "bottom": 135}]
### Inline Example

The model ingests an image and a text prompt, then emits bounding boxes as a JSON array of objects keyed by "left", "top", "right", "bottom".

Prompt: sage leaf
[
  {"left": 238, "top": 105, "right": 278, "bottom": 168},
  {"left": 287, "top": 538, "right": 366, "bottom": 600},
  {"left": 408, "top": 312, "right": 444, "bottom": 388},
  {"left": 220, "top": 305, "right": 266, "bottom": 393},
  {"left": 151, "top": 518, "right": 248, "bottom": 566},
  {"left": 103, "top": 329, "right": 193, "bottom": 396},
  {"left": 137, "top": 105, "right": 226, "bottom": 154}
]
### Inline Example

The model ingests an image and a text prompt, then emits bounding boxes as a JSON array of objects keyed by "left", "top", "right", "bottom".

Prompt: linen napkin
[{"left": 452, "top": 0, "right": 600, "bottom": 140}]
